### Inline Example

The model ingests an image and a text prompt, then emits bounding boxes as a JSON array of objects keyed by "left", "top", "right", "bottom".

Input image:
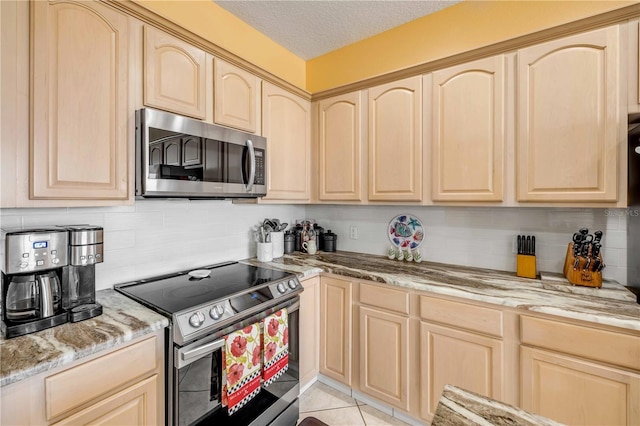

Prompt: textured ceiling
[{"left": 214, "top": 1, "right": 461, "bottom": 60}]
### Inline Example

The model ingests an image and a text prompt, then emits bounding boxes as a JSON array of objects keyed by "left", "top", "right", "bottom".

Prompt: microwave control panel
[{"left": 254, "top": 149, "right": 265, "bottom": 185}]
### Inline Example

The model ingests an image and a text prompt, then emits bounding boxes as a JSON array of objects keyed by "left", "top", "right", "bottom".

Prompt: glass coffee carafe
[{"left": 5, "top": 271, "right": 62, "bottom": 322}]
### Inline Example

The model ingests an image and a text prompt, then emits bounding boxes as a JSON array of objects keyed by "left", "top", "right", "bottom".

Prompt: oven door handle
[{"left": 180, "top": 338, "right": 225, "bottom": 366}]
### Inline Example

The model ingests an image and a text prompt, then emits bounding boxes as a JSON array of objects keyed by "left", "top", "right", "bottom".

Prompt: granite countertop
[
  {"left": 243, "top": 251, "right": 640, "bottom": 332},
  {"left": 0, "top": 289, "right": 168, "bottom": 387},
  {"left": 432, "top": 384, "right": 564, "bottom": 426}
]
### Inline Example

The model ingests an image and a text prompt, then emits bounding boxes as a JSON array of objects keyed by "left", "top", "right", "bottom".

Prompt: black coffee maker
[{"left": 1, "top": 228, "right": 70, "bottom": 338}]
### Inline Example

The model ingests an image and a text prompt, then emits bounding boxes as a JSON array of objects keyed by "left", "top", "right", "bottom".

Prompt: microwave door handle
[{"left": 245, "top": 139, "right": 256, "bottom": 191}]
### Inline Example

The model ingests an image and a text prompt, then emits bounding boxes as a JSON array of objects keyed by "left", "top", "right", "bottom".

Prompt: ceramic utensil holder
[
  {"left": 271, "top": 231, "right": 284, "bottom": 258},
  {"left": 562, "top": 243, "right": 603, "bottom": 288},
  {"left": 257, "top": 242, "right": 273, "bottom": 262},
  {"left": 516, "top": 255, "right": 537, "bottom": 279}
]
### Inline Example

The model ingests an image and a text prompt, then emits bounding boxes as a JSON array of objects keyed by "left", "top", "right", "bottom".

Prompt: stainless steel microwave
[{"left": 135, "top": 108, "right": 267, "bottom": 199}]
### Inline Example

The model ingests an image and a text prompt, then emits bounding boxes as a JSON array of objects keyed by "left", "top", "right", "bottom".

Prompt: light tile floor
[{"left": 299, "top": 382, "right": 409, "bottom": 426}]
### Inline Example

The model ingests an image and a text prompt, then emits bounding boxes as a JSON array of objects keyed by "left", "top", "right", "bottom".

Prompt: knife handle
[
  {"left": 531, "top": 236, "right": 535, "bottom": 256},
  {"left": 517, "top": 235, "right": 522, "bottom": 255}
]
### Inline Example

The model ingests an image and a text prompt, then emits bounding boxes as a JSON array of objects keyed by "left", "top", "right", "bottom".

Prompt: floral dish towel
[
  {"left": 222, "top": 322, "right": 261, "bottom": 414},
  {"left": 262, "top": 308, "right": 288, "bottom": 387}
]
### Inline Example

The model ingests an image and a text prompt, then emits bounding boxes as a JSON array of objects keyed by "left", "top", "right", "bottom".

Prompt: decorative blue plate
[{"left": 388, "top": 214, "right": 424, "bottom": 249}]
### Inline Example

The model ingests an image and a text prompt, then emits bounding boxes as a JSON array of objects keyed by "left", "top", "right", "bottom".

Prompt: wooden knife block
[
  {"left": 516, "top": 255, "right": 537, "bottom": 279},
  {"left": 563, "top": 243, "right": 603, "bottom": 288}
]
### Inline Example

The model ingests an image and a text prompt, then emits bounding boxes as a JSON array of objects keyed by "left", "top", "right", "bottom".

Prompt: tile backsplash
[
  {"left": 0, "top": 202, "right": 628, "bottom": 289},
  {"left": 306, "top": 205, "right": 627, "bottom": 284},
  {"left": 1, "top": 200, "right": 305, "bottom": 291}
]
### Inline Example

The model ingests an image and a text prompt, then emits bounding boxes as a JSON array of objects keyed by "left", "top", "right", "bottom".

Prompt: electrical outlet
[
  {"left": 349, "top": 225, "right": 358, "bottom": 240},
  {"left": 512, "top": 235, "right": 518, "bottom": 254}
]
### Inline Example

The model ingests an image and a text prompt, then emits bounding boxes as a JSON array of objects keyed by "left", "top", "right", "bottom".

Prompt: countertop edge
[
  {"left": 0, "top": 289, "right": 169, "bottom": 387},
  {"left": 243, "top": 254, "right": 640, "bottom": 333}
]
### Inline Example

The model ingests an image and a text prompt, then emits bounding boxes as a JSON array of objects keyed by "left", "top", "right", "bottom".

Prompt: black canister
[
  {"left": 284, "top": 231, "right": 295, "bottom": 254},
  {"left": 314, "top": 224, "right": 325, "bottom": 251},
  {"left": 322, "top": 230, "right": 337, "bottom": 252}
]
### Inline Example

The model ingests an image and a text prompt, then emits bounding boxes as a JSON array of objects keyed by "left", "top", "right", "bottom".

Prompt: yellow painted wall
[
  {"left": 307, "top": 0, "right": 637, "bottom": 93},
  {"left": 134, "top": 0, "right": 307, "bottom": 90}
]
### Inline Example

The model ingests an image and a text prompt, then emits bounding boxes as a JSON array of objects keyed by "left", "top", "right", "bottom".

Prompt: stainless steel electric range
[{"left": 114, "top": 261, "right": 302, "bottom": 426}]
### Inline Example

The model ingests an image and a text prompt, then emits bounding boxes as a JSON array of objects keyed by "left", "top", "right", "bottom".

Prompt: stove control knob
[
  {"left": 189, "top": 311, "right": 205, "bottom": 328},
  {"left": 287, "top": 279, "right": 297, "bottom": 289},
  {"left": 277, "top": 282, "right": 287, "bottom": 294},
  {"left": 210, "top": 305, "right": 224, "bottom": 320}
]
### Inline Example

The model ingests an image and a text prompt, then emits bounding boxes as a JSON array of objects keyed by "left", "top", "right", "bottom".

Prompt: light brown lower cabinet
[
  {"left": 520, "top": 346, "right": 640, "bottom": 426},
  {"left": 359, "top": 306, "right": 409, "bottom": 411},
  {"left": 319, "top": 276, "right": 353, "bottom": 386},
  {"left": 299, "top": 276, "right": 320, "bottom": 389},
  {"left": 419, "top": 321, "right": 503, "bottom": 421},
  {"left": 313, "top": 277, "right": 640, "bottom": 425},
  {"left": 51, "top": 375, "right": 158, "bottom": 425},
  {"left": 0, "top": 332, "right": 163, "bottom": 425}
]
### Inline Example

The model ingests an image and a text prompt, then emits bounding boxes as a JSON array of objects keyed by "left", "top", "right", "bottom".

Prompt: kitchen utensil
[
  {"left": 517, "top": 235, "right": 522, "bottom": 254},
  {"left": 257, "top": 242, "right": 273, "bottom": 262},
  {"left": 516, "top": 234, "right": 537, "bottom": 279},
  {"left": 301, "top": 240, "right": 317, "bottom": 255},
  {"left": 271, "top": 231, "right": 284, "bottom": 258}
]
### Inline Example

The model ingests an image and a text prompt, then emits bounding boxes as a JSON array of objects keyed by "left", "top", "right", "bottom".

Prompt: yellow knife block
[{"left": 516, "top": 254, "right": 537, "bottom": 279}]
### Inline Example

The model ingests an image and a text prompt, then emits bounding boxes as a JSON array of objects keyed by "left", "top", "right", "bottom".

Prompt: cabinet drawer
[
  {"left": 420, "top": 296, "right": 503, "bottom": 337},
  {"left": 360, "top": 283, "right": 409, "bottom": 315},
  {"left": 45, "top": 336, "right": 157, "bottom": 420},
  {"left": 521, "top": 316, "right": 640, "bottom": 370}
]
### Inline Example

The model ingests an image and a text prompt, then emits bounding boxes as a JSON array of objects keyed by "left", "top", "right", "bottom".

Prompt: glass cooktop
[{"left": 114, "top": 262, "right": 292, "bottom": 315}]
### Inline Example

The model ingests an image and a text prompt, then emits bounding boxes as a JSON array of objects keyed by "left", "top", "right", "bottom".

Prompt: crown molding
[
  {"left": 102, "top": 0, "right": 312, "bottom": 100},
  {"left": 311, "top": 3, "right": 640, "bottom": 101}
]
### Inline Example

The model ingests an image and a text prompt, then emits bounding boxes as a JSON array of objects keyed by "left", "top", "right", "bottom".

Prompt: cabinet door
[
  {"left": 262, "top": 82, "right": 311, "bottom": 201},
  {"left": 317, "top": 92, "right": 363, "bottom": 201},
  {"left": 299, "top": 277, "right": 320, "bottom": 389},
  {"left": 181, "top": 137, "right": 202, "bottom": 166},
  {"left": 214, "top": 59, "right": 260, "bottom": 133},
  {"left": 144, "top": 25, "right": 206, "bottom": 119},
  {"left": 320, "top": 276, "right": 352, "bottom": 386},
  {"left": 359, "top": 306, "right": 409, "bottom": 410},
  {"left": 521, "top": 346, "right": 640, "bottom": 426},
  {"left": 432, "top": 56, "right": 505, "bottom": 201},
  {"left": 52, "top": 375, "right": 158, "bottom": 426},
  {"left": 517, "top": 26, "right": 619, "bottom": 202},
  {"left": 420, "top": 322, "right": 503, "bottom": 421},
  {"left": 368, "top": 76, "right": 422, "bottom": 201},
  {"left": 31, "top": 0, "right": 129, "bottom": 200},
  {"left": 149, "top": 143, "right": 163, "bottom": 166},
  {"left": 163, "top": 140, "right": 181, "bottom": 166}
]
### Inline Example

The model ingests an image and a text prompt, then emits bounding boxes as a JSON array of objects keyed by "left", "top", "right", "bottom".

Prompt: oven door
[{"left": 173, "top": 297, "right": 300, "bottom": 426}]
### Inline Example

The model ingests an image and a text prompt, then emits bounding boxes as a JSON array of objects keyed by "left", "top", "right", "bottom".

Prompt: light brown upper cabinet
[
  {"left": 214, "top": 59, "right": 260, "bottom": 133},
  {"left": 262, "top": 82, "right": 311, "bottom": 201},
  {"left": 368, "top": 76, "right": 423, "bottom": 201},
  {"left": 31, "top": 0, "right": 130, "bottom": 200},
  {"left": 317, "top": 92, "right": 363, "bottom": 201},
  {"left": 431, "top": 56, "right": 505, "bottom": 202},
  {"left": 516, "top": 26, "right": 620, "bottom": 202},
  {"left": 144, "top": 25, "right": 206, "bottom": 119}
]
